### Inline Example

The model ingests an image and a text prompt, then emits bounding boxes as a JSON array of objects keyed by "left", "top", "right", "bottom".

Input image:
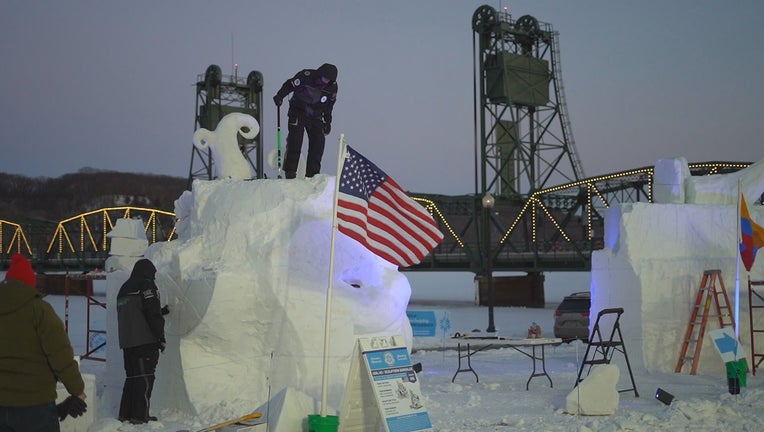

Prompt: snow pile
[
  {"left": 103, "top": 176, "right": 414, "bottom": 426},
  {"left": 565, "top": 364, "right": 619, "bottom": 415}
]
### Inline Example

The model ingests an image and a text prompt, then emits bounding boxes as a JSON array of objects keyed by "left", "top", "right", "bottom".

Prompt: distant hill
[{"left": 0, "top": 169, "right": 187, "bottom": 222}]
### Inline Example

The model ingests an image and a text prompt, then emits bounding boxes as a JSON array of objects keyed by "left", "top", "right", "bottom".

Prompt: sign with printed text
[
  {"left": 406, "top": 310, "right": 452, "bottom": 350},
  {"left": 339, "top": 335, "right": 432, "bottom": 432}
]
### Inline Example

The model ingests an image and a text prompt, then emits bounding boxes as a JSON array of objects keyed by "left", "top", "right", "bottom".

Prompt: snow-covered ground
[{"left": 48, "top": 272, "right": 764, "bottom": 432}]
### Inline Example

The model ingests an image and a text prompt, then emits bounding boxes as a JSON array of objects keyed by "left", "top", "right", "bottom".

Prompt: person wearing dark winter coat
[
  {"left": 116, "top": 258, "right": 167, "bottom": 424},
  {"left": 0, "top": 254, "right": 87, "bottom": 431},
  {"left": 273, "top": 63, "right": 338, "bottom": 179}
]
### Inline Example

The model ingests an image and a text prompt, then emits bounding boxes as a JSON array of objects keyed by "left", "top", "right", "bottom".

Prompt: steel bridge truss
[
  {"left": 39, "top": 207, "right": 176, "bottom": 269},
  {"left": 0, "top": 220, "right": 33, "bottom": 256},
  {"left": 408, "top": 162, "right": 751, "bottom": 272}
]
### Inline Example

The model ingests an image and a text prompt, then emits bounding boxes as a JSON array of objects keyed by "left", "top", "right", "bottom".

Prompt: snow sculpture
[
  {"left": 132, "top": 176, "right": 413, "bottom": 424},
  {"left": 192, "top": 112, "right": 259, "bottom": 180},
  {"left": 653, "top": 157, "right": 764, "bottom": 205},
  {"left": 592, "top": 158, "right": 764, "bottom": 376}
]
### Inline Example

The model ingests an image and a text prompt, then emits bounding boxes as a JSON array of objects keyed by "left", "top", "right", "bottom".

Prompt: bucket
[
  {"left": 724, "top": 358, "right": 749, "bottom": 394},
  {"left": 307, "top": 414, "right": 339, "bottom": 432},
  {"left": 725, "top": 359, "right": 748, "bottom": 388}
]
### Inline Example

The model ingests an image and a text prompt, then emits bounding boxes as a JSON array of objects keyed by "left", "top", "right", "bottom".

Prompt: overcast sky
[{"left": 1, "top": 0, "right": 762, "bottom": 195}]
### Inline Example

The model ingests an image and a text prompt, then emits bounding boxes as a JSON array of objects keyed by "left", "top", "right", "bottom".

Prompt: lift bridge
[{"left": 0, "top": 6, "right": 753, "bottom": 272}]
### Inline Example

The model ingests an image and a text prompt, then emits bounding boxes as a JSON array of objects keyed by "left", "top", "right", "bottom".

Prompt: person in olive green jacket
[{"left": 0, "top": 254, "right": 87, "bottom": 431}]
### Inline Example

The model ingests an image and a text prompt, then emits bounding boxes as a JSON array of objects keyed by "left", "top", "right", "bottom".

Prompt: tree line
[{"left": 0, "top": 169, "right": 187, "bottom": 222}]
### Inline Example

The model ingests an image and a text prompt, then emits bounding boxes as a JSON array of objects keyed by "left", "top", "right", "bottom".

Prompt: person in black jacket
[
  {"left": 116, "top": 258, "right": 167, "bottom": 424},
  {"left": 273, "top": 63, "right": 338, "bottom": 179}
]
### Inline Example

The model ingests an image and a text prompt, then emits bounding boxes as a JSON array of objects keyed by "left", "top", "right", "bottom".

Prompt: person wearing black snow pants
[
  {"left": 119, "top": 345, "right": 159, "bottom": 424},
  {"left": 116, "top": 258, "right": 167, "bottom": 425},
  {"left": 273, "top": 63, "right": 338, "bottom": 179}
]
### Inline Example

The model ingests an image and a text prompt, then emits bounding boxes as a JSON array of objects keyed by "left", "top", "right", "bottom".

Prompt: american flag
[{"left": 337, "top": 145, "right": 443, "bottom": 267}]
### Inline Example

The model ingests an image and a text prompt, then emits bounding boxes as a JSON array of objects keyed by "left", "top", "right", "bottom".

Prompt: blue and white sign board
[
  {"left": 406, "top": 310, "right": 452, "bottom": 349},
  {"left": 339, "top": 335, "right": 433, "bottom": 432},
  {"left": 708, "top": 327, "right": 748, "bottom": 363}
]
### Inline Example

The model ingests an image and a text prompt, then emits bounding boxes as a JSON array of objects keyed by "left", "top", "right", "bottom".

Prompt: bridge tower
[
  {"left": 188, "top": 64, "right": 265, "bottom": 188},
  {"left": 472, "top": 5, "right": 585, "bottom": 199}
]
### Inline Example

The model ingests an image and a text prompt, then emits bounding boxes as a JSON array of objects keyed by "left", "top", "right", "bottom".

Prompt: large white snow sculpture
[
  {"left": 106, "top": 175, "right": 414, "bottom": 424},
  {"left": 592, "top": 158, "right": 764, "bottom": 377}
]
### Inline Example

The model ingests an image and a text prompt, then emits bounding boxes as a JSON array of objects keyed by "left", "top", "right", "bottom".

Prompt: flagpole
[
  {"left": 319, "top": 133, "right": 347, "bottom": 417},
  {"left": 735, "top": 178, "right": 742, "bottom": 337}
]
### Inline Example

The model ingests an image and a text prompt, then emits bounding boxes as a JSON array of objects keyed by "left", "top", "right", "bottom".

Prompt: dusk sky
[{"left": 1, "top": 0, "right": 762, "bottom": 195}]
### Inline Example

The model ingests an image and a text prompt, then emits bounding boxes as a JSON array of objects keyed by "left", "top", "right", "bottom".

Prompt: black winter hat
[{"left": 317, "top": 63, "right": 338, "bottom": 82}]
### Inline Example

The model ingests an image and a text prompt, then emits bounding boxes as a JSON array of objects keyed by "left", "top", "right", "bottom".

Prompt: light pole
[{"left": 482, "top": 192, "right": 496, "bottom": 333}]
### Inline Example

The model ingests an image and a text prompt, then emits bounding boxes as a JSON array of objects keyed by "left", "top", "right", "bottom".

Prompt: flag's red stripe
[
  {"left": 372, "top": 182, "right": 442, "bottom": 245},
  {"left": 338, "top": 197, "right": 416, "bottom": 265},
  {"left": 338, "top": 196, "right": 429, "bottom": 266},
  {"left": 338, "top": 209, "right": 418, "bottom": 266},
  {"left": 341, "top": 192, "right": 438, "bottom": 263}
]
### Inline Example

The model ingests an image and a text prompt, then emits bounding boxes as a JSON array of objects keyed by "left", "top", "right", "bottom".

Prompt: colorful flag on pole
[
  {"left": 739, "top": 192, "right": 764, "bottom": 272},
  {"left": 337, "top": 145, "right": 443, "bottom": 267}
]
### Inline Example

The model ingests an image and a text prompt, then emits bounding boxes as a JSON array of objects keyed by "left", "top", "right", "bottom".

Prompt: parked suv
[{"left": 553, "top": 292, "right": 591, "bottom": 342}]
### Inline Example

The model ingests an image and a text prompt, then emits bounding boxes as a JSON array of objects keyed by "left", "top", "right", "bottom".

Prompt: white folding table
[{"left": 449, "top": 337, "right": 562, "bottom": 390}]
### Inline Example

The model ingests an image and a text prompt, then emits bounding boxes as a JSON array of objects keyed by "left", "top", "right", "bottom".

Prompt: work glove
[
  {"left": 323, "top": 123, "right": 331, "bottom": 136},
  {"left": 273, "top": 95, "right": 282, "bottom": 107},
  {"left": 161, "top": 305, "right": 170, "bottom": 315},
  {"left": 56, "top": 395, "right": 87, "bottom": 421}
]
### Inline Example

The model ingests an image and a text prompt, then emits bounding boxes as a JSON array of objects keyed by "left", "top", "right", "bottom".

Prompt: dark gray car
[{"left": 553, "top": 292, "right": 591, "bottom": 342}]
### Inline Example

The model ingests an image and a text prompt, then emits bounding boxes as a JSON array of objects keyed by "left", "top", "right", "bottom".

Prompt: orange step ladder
[
  {"left": 747, "top": 278, "right": 764, "bottom": 375},
  {"left": 675, "top": 270, "right": 735, "bottom": 374}
]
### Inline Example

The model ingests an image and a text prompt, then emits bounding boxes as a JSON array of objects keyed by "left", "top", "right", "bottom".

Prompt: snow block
[
  {"left": 653, "top": 157, "right": 689, "bottom": 204},
  {"left": 106, "top": 218, "right": 147, "bottom": 239},
  {"left": 103, "top": 255, "right": 141, "bottom": 272},
  {"left": 108, "top": 237, "right": 148, "bottom": 257},
  {"left": 56, "top": 373, "right": 96, "bottom": 432},
  {"left": 566, "top": 365, "right": 619, "bottom": 415},
  {"left": 592, "top": 198, "right": 764, "bottom": 375},
  {"left": 685, "top": 158, "right": 764, "bottom": 205}
]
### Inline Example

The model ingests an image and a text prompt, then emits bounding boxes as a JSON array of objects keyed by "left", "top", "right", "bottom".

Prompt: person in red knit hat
[{"left": 0, "top": 254, "right": 88, "bottom": 430}]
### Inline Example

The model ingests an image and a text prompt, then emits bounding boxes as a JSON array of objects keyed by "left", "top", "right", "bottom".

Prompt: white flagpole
[
  {"left": 319, "top": 133, "right": 347, "bottom": 417},
  {"left": 735, "top": 178, "right": 742, "bottom": 337}
]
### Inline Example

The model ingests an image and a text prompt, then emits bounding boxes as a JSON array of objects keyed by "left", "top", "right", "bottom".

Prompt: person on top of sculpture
[{"left": 273, "top": 63, "right": 338, "bottom": 179}]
